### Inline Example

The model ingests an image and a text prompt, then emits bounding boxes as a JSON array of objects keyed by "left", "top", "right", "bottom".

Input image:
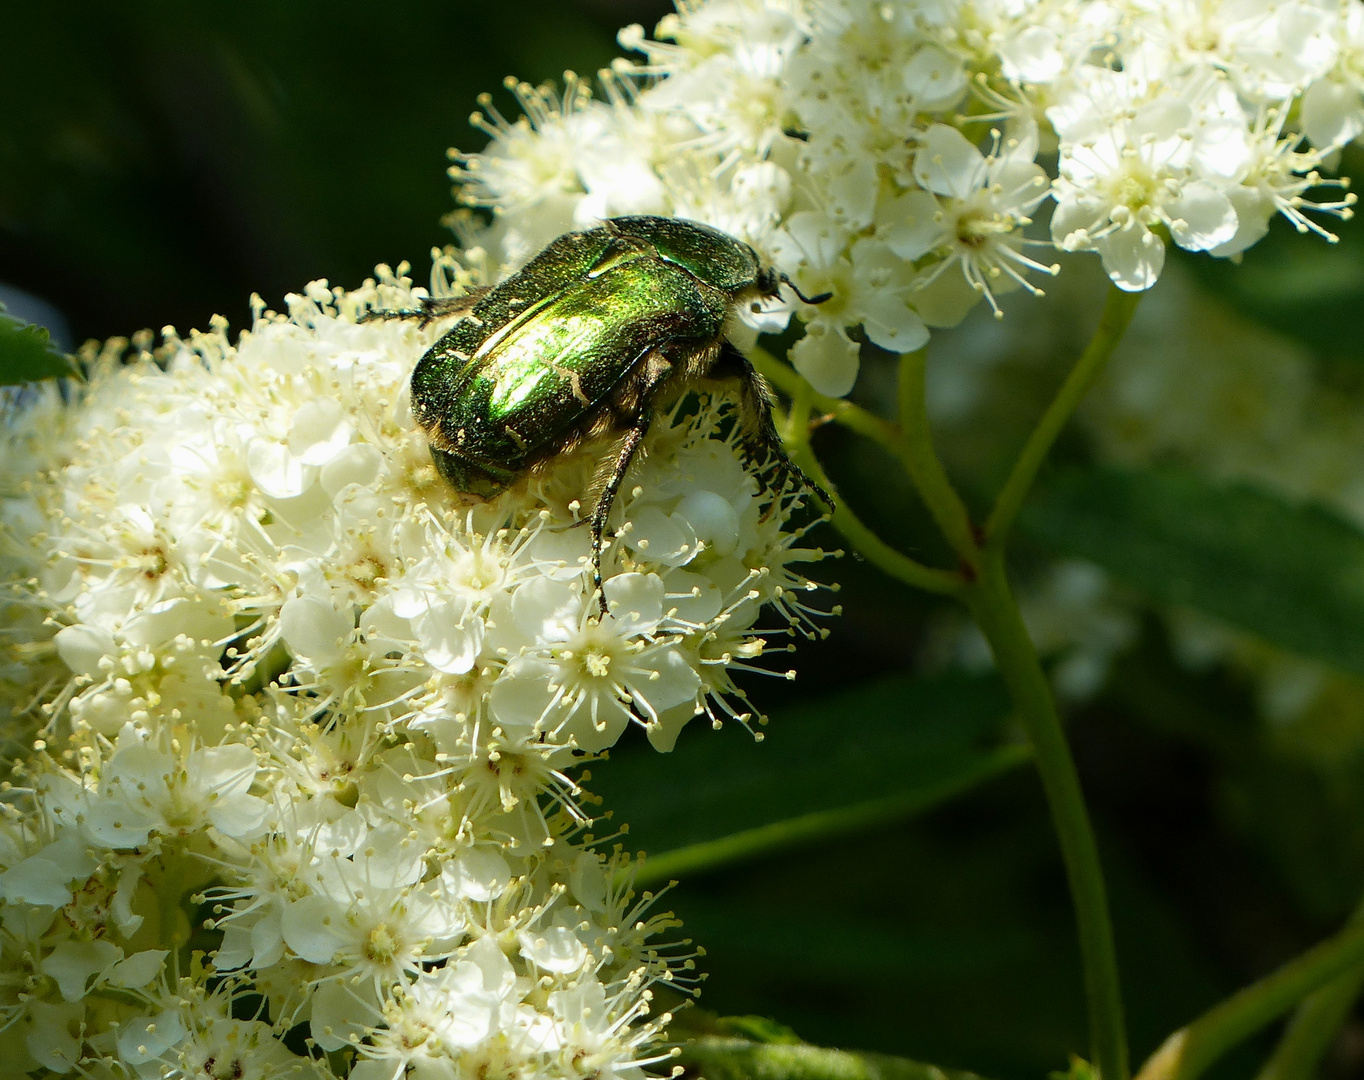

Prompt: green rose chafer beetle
[{"left": 376, "top": 215, "right": 831, "bottom": 615}]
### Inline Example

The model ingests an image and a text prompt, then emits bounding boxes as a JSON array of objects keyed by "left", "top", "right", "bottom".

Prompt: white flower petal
[
  {"left": 320, "top": 443, "right": 383, "bottom": 495},
  {"left": 904, "top": 44, "right": 967, "bottom": 109},
  {"left": 246, "top": 437, "right": 312, "bottom": 499},
  {"left": 288, "top": 398, "right": 353, "bottom": 466},
  {"left": 116, "top": 1007, "right": 186, "bottom": 1067},
  {"left": 279, "top": 595, "right": 353, "bottom": 666},
  {"left": 674, "top": 490, "right": 741, "bottom": 557},
  {"left": 208, "top": 792, "right": 270, "bottom": 839},
  {"left": 54, "top": 624, "right": 115, "bottom": 678},
  {"left": 282, "top": 894, "right": 349, "bottom": 964},
  {"left": 602, "top": 572, "right": 665, "bottom": 634},
  {"left": 40, "top": 939, "right": 123, "bottom": 1001},
  {"left": 310, "top": 981, "right": 379, "bottom": 1053},
  {"left": 489, "top": 662, "right": 558, "bottom": 735},
  {"left": 105, "top": 948, "right": 168, "bottom": 989},
  {"left": 1302, "top": 77, "right": 1364, "bottom": 149},
  {"left": 28, "top": 1001, "right": 85, "bottom": 1072},
  {"left": 519, "top": 924, "right": 588, "bottom": 974},
  {"left": 444, "top": 847, "right": 513, "bottom": 902},
  {"left": 414, "top": 600, "right": 483, "bottom": 674},
  {"left": 881, "top": 190, "right": 946, "bottom": 261},
  {"left": 859, "top": 293, "right": 930, "bottom": 354},
  {"left": 1097, "top": 226, "right": 1167, "bottom": 292},
  {"left": 512, "top": 577, "right": 581, "bottom": 643},
  {"left": 646, "top": 701, "right": 701, "bottom": 753},
  {"left": 623, "top": 505, "right": 698, "bottom": 566},
  {"left": 790, "top": 324, "right": 860, "bottom": 398},
  {"left": 913, "top": 124, "right": 985, "bottom": 200},
  {"left": 638, "top": 646, "right": 703, "bottom": 714},
  {"left": 1165, "top": 182, "right": 1238, "bottom": 252}
]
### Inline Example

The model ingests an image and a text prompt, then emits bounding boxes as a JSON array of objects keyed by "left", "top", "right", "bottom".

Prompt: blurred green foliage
[
  {"left": 0, "top": 0, "right": 652, "bottom": 344},
  {"left": 0, "top": 309, "right": 72, "bottom": 383},
  {"left": 1023, "top": 467, "right": 1364, "bottom": 680},
  {"left": 7, "top": 7, "right": 1364, "bottom": 1080}
]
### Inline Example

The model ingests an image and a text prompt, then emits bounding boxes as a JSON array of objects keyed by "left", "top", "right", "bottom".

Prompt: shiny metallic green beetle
[{"left": 377, "top": 215, "right": 830, "bottom": 615}]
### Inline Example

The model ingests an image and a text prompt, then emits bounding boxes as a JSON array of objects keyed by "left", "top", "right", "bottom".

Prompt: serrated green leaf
[
  {"left": 591, "top": 671, "right": 1023, "bottom": 881},
  {"left": 1022, "top": 466, "right": 1364, "bottom": 677},
  {"left": 0, "top": 311, "right": 75, "bottom": 385}
]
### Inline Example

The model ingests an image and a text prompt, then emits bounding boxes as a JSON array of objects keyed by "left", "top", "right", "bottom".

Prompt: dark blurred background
[
  {"left": 6, "top": 5, "right": 1364, "bottom": 1079},
  {"left": 0, "top": 0, "right": 670, "bottom": 347}
]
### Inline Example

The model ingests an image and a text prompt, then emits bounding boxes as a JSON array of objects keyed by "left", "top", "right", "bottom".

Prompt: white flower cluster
[
  {"left": 451, "top": 0, "right": 1360, "bottom": 399},
  {"left": 0, "top": 262, "right": 830, "bottom": 1077}
]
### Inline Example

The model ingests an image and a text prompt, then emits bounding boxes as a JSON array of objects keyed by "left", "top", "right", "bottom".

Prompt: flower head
[{"left": 0, "top": 255, "right": 831, "bottom": 1074}]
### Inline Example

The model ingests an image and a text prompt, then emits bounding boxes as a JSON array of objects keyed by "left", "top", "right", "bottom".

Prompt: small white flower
[
  {"left": 883, "top": 124, "right": 1055, "bottom": 318},
  {"left": 771, "top": 212, "right": 928, "bottom": 395},
  {"left": 491, "top": 574, "right": 702, "bottom": 752},
  {"left": 1049, "top": 70, "right": 1243, "bottom": 289}
]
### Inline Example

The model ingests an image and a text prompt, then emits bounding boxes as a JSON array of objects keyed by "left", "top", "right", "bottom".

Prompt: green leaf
[
  {"left": 1022, "top": 466, "right": 1364, "bottom": 678},
  {"left": 0, "top": 310, "right": 75, "bottom": 385},
  {"left": 590, "top": 670, "right": 1024, "bottom": 884},
  {"left": 1049, "top": 1056, "right": 1099, "bottom": 1080},
  {"left": 675, "top": 1036, "right": 996, "bottom": 1080}
]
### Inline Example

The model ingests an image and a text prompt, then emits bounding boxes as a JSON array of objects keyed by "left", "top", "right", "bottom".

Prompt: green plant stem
[
  {"left": 1254, "top": 895, "right": 1364, "bottom": 1080},
  {"left": 1136, "top": 918, "right": 1364, "bottom": 1080},
  {"left": 890, "top": 316, "right": 1131, "bottom": 1080},
  {"left": 750, "top": 344, "right": 901, "bottom": 454},
  {"left": 966, "top": 549, "right": 1129, "bottom": 1080},
  {"left": 633, "top": 744, "right": 1030, "bottom": 889},
  {"left": 985, "top": 286, "right": 1141, "bottom": 544},
  {"left": 766, "top": 287, "right": 1142, "bottom": 1080},
  {"left": 1255, "top": 970, "right": 1364, "bottom": 1080},
  {"left": 784, "top": 384, "right": 964, "bottom": 597},
  {"left": 897, "top": 349, "right": 981, "bottom": 569}
]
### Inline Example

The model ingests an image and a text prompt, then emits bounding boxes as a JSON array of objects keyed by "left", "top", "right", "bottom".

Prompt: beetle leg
[
  {"left": 712, "top": 343, "right": 835, "bottom": 511},
  {"left": 588, "top": 350, "right": 678, "bottom": 618},
  {"left": 358, "top": 289, "right": 490, "bottom": 328},
  {"left": 589, "top": 408, "right": 653, "bottom": 618}
]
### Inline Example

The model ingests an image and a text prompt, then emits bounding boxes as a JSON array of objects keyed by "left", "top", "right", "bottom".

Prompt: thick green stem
[
  {"left": 897, "top": 349, "right": 980, "bottom": 570},
  {"left": 985, "top": 287, "right": 1141, "bottom": 543},
  {"left": 1137, "top": 918, "right": 1364, "bottom": 1080},
  {"left": 894, "top": 331, "right": 1129, "bottom": 1078},
  {"left": 967, "top": 549, "right": 1129, "bottom": 1080}
]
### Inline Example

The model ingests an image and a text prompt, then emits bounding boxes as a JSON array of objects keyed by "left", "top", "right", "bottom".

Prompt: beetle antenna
[{"left": 781, "top": 274, "right": 832, "bottom": 306}]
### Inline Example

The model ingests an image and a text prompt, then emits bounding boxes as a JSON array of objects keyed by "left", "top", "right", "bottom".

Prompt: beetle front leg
[
  {"left": 713, "top": 343, "right": 835, "bottom": 511},
  {"left": 589, "top": 409, "right": 653, "bottom": 618}
]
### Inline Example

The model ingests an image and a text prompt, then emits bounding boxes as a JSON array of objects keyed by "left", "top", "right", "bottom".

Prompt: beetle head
[{"left": 754, "top": 264, "right": 833, "bottom": 306}]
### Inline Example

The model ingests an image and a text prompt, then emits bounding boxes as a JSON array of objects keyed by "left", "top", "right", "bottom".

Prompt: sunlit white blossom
[{"left": 0, "top": 252, "right": 829, "bottom": 1075}]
